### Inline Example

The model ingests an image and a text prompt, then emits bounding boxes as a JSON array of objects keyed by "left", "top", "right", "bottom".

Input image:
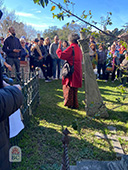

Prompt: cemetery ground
[{"left": 13, "top": 79, "right": 128, "bottom": 170}]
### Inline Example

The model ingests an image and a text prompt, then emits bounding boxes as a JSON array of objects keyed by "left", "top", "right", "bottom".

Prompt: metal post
[{"left": 61, "top": 128, "right": 71, "bottom": 170}]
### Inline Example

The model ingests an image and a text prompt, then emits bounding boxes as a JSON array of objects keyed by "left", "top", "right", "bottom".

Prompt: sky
[{"left": 2, "top": 0, "right": 128, "bottom": 32}]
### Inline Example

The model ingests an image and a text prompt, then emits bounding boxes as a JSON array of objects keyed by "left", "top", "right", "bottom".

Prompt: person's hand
[
  {"left": 13, "top": 84, "right": 22, "bottom": 91},
  {"left": 39, "top": 56, "right": 43, "bottom": 60},
  {"left": 4, "top": 62, "right": 12, "bottom": 71},
  {"left": 3, "top": 81, "right": 21, "bottom": 90},
  {"left": 13, "top": 49, "right": 21, "bottom": 53},
  {"left": 7, "top": 64, "right": 12, "bottom": 71},
  {"left": 58, "top": 40, "right": 62, "bottom": 49},
  {"left": 3, "top": 80, "right": 10, "bottom": 87}
]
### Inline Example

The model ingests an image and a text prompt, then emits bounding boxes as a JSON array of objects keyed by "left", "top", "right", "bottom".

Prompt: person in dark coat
[
  {"left": 2, "top": 26, "right": 22, "bottom": 81},
  {"left": 44, "top": 37, "right": 53, "bottom": 78},
  {"left": 97, "top": 44, "right": 107, "bottom": 80},
  {"left": 0, "top": 62, "right": 23, "bottom": 170},
  {"left": 38, "top": 37, "right": 51, "bottom": 82}
]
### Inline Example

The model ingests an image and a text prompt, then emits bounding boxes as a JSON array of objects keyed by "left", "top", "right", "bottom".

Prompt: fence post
[{"left": 61, "top": 128, "right": 71, "bottom": 170}]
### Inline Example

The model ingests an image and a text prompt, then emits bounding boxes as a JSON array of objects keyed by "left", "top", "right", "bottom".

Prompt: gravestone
[
  {"left": 69, "top": 155, "right": 128, "bottom": 170},
  {"left": 78, "top": 30, "right": 108, "bottom": 117},
  {"left": 76, "top": 160, "right": 110, "bottom": 170}
]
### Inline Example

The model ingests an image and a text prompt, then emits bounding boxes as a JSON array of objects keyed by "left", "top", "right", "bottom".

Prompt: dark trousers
[
  {"left": 31, "top": 58, "right": 48, "bottom": 80},
  {"left": 52, "top": 58, "right": 61, "bottom": 79},
  {"left": 97, "top": 63, "right": 106, "bottom": 79},
  {"left": 45, "top": 55, "right": 53, "bottom": 77},
  {"left": 39, "top": 60, "right": 48, "bottom": 80},
  {"left": 6, "top": 57, "right": 20, "bottom": 81}
]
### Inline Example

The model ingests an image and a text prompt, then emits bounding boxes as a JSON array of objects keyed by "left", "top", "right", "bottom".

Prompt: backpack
[{"left": 62, "top": 46, "right": 75, "bottom": 79}]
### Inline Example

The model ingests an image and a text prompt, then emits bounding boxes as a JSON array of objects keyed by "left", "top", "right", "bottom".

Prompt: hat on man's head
[{"left": 34, "top": 38, "right": 39, "bottom": 42}]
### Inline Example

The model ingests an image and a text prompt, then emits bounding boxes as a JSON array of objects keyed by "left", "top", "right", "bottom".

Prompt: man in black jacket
[
  {"left": 0, "top": 62, "right": 23, "bottom": 170},
  {"left": 2, "top": 26, "right": 22, "bottom": 81}
]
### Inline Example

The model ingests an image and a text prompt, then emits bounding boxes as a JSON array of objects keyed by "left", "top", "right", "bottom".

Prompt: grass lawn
[{"left": 12, "top": 79, "right": 128, "bottom": 170}]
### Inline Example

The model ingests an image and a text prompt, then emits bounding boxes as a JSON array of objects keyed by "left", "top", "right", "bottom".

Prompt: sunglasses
[{"left": 21, "top": 42, "right": 25, "bottom": 44}]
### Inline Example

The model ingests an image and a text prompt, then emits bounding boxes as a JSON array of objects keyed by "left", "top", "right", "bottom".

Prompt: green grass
[{"left": 12, "top": 79, "right": 128, "bottom": 170}]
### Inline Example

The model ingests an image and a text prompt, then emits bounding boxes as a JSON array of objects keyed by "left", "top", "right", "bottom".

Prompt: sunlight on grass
[
  {"left": 57, "top": 102, "right": 87, "bottom": 117},
  {"left": 13, "top": 79, "right": 128, "bottom": 170},
  {"left": 39, "top": 120, "right": 62, "bottom": 132},
  {"left": 55, "top": 94, "right": 64, "bottom": 99},
  {"left": 78, "top": 90, "right": 85, "bottom": 94}
]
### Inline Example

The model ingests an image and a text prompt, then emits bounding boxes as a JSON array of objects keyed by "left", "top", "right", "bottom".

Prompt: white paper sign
[{"left": 9, "top": 109, "right": 25, "bottom": 138}]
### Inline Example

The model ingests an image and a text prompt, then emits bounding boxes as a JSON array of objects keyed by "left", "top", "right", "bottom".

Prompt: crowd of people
[
  {"left": 0, "top": 28, "right": 71, "bottom": 83},
  {"left": 0, "top": 27, "right": 128, "bottom": 110},
  {"left": 1, "top": 27, "right": 128, "bottom": 87},
  {"left": 89, "top": 36, "right": 128, "bottom": 86},
  {"left": 0, "top": 15, "right": 128, "bottom": 170}
]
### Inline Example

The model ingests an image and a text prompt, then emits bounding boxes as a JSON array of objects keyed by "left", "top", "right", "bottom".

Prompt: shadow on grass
[
  {"left": 12, "top": 79, "right": 128, "bottom": 169},
  {"left": 12, "top": 114, "right": 116, "bottom": 170},
  {"left": 37, "top": 79, "right": 128, "bottom": 132}
]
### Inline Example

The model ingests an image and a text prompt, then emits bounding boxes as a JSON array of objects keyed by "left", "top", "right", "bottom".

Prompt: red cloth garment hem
[{"left": 63, "top": 85, "right": 79, "bottom": 109}]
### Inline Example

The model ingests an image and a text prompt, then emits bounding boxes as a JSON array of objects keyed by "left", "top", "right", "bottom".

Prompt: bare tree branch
[{"left": 49, "top": 0, "right": 116, "bottom": 38}]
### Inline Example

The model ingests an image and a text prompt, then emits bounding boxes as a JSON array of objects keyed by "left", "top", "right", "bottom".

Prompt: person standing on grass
[
  {"left": 119, "top": 44, "right": 126, "bottom": 63},
  {"left": 38, "top": 37, "right": 51, "bottom": 82},
  {"left": 56, "top": 33, "right": 83, "bottom": 109},
  {"left": 2, "top": 26, "right": 22, "bottom": 81},
  {"left": 111, "top": 44, "right": 120, "bottom": 82},
  {"left": 105, "top": 44, "right": 120, "bottom": 82},
  {"left": 44, "top": 37, "right": 53, "bottom": 78},
  {"left": 119, "top": 52, "right": 128, "bottom": 86},
  {"left": 49, "top": 35, "right": 61, "bottom": 80},
  {"left": 97, "top": 44, "right": 107, "bottom": 80}
]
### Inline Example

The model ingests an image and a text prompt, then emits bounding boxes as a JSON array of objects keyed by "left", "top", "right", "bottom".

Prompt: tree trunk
[{"left": 78, "top": 31, "right": 109, "bottom": 118}]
